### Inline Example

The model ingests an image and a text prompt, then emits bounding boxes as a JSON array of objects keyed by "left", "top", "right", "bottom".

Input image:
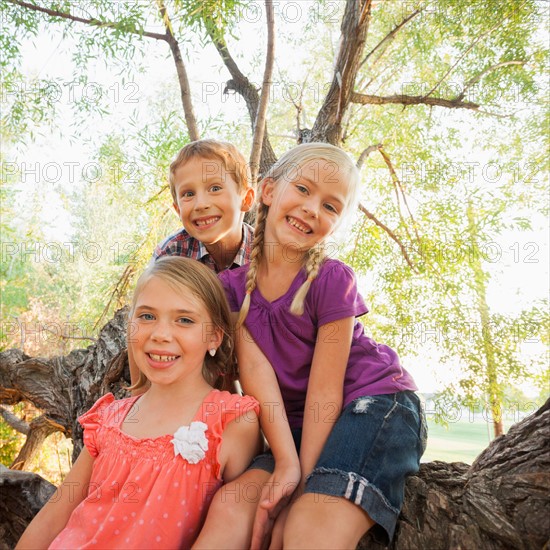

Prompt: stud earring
[{"left": 208, "top": 348, "right": 216, "bottom": 357}]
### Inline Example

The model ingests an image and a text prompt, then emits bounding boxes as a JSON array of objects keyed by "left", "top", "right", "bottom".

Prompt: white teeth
[
  {"left": 149, "top": 353, "right": 178, "bottom": 362},
  {"left": 195, "top": 217, "right": 219, "bottom": 226},
  {"left": 287, "top": 217, "right": 311, "bottom": 234}
]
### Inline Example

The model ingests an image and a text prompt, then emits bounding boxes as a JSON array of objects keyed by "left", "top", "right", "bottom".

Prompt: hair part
[
  {"left": 127, "top": 256, "right": 237, "bottom": 392},
  {"left": 237, "top": 143, "right": 360, "bottom": 326},
  {"left": 168, "top": 139, "right": 252, "bottom": 204}
]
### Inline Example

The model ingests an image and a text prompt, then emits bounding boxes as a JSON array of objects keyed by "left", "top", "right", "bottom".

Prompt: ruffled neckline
[{"left": 114, "top": 389, "right": 217, "bottom": 443}]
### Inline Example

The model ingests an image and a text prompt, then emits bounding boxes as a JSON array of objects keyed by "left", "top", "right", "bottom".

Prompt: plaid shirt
[{"left": 152, "top": 223, "right": 254, "bottom": 273}]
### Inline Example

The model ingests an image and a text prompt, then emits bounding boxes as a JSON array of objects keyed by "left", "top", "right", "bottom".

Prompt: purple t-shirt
[{"left": 220, "top": 259, "right": 417, "bottom": 429}]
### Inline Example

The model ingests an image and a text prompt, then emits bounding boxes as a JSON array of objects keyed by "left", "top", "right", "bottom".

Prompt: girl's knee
[{"left": 283, "top": 493, "right": 373, "bottom": 549}]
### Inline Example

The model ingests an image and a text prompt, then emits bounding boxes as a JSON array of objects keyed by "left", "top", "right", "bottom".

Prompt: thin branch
[
  {"left": 360, "top": 8, "right": 422, "bottom": 69},
  {"left": 421, "top": 2, "right": 527, "bottom": 101},
  {"left": 40, "top": 326, "right": 97, "bottom": 343},
  {"left": 9, "top": 0, "right": 201, "bottom": 140},
  {"left": 7, "top": 0, "right": 167, "bottom": 41},
  {"left": 249, "top": 0, "right": 275, "bottom": 184},
  {"left": 205, "top": 26, "right": 277, "bottom": 173},
  {"left": 358, "top": 203, "right": 418, "bottom": 272},
  {"left": 351, "top": 92, "right": 480, "bottom": 111},
  {"left": 156, "top": 0, "right": 200, "bottom": 141},
  {"left": 356, "top": 143, "right": 382, "bottom": 170},
  {"left": 94, "top": 264, "right": 136, "bottom": 331},
  {"left": 456, "top": 61, "right": 527, "bottom": 101},
  {"left": 378, "top": 147, "right": 421, "bottom": 244}
]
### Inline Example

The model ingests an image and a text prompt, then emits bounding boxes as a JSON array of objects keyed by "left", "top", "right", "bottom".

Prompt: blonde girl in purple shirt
[{"left": 194, "top": 143, "right": 426, "bottom": 550}]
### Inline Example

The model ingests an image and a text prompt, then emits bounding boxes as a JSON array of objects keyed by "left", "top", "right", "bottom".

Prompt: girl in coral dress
[{"left": 17, "top": 257, "right": 260, "bottom": 550}]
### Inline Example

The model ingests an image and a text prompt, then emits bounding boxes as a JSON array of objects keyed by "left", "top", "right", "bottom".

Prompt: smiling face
[
  {"left": 172, "top": 156, "right": 254, "bottom": 247},
  {"left": 129, "top": 276, "right": 222, "bottom": 389},
  {"left": 261, "top": 159, "right": 350, "bottom": 253}
]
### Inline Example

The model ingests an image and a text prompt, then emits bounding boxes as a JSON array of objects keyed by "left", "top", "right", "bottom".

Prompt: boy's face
[{"left": 172, "top": 157, "right": 254, "bottom": 246}]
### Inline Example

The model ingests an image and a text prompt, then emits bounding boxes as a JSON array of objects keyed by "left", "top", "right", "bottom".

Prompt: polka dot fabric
[{"left": 49, "top": 390, "right": 258, "bottom": 549}]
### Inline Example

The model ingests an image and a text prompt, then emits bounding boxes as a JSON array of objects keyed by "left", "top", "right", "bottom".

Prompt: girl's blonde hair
[
  {"left": 237, "top": 143, "right": 360, "bottom": 326},
  {"left": 128, "top": 257, "right": 236, "bottom": 392}
]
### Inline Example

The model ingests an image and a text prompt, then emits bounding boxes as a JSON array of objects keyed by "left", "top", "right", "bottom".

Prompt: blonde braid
[
  {"left": 236, "top": 203, "right": 268, "bottom": 328},
  {"left": 290, "top": 243, "right": 326, "bottom": 315}
]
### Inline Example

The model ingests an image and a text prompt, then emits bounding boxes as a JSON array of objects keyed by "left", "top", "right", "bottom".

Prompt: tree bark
[
  {"left": 0, "top": 466, "right": 56, "bottom": 550},
  {"left": 310, "top": 0, "right": 373, "bottom": 144},
  {"left": 1, "top": 311, "right": 548, "bottom": 549},
  {"left": 249, "top": 0, "right": 275, "bottom": 184},
  {"left": 359, "top": 397, "right": 550, "bottom": 549}
]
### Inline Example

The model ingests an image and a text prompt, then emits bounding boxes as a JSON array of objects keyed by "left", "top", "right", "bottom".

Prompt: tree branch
[
  {"left": 249, "top": 0, "right": 275, "bottom": 184},
  {"left": 421, "top": 5, "right": 524, "bottom": 101},
  {"left": 356, "top": 143, "right": 382, "bottom": 169},
  {"left": 205, "top": 27, "right": 277, "bottom": 174},
  {"left": 360, "top": 8, "right": 422, "bottom": 69},
  {"left": 456, "top": 61, "right": 527, "bottom": 101},
  {"left": 40, "top": 326, "right": 97, "bottom": 343},
  {"left": 156, "top": 0, "right": 200, "bottom": 141},
  {"left": 358, "top": 203, "right": 418, "bottom": 272},
  {"left": 7, "top": 0, "right": 167, "bottom": 41},
  {"left": 0, "top": 405, "right": 29, "bottom": 435},
  {"left": 378, "top": 147, "right": 421, "bottom": 245},
  {"left": 311, "top": 0, "right": 373, "bottom": 144},
  {"left": 351, "top": 91, "right": 480, "bottom": 111},
  {"left": 10, "top": 415, "right": 65, "bottom": 471}
]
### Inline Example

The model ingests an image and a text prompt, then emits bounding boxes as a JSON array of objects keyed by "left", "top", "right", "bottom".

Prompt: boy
[
  {"left": 129, "top": 139, "right": 255, "bottom": 388},
  {"left": 153, "top": 139, "right": 255, "bottom": 272}
]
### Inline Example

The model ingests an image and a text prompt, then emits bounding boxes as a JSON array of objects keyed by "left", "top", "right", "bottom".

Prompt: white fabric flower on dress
[{"left": 171, "top": 421, "right": 208, "bottom": 464}]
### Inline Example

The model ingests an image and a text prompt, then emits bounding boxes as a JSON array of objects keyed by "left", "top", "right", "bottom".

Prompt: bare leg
[
  {"left": 283, "top": 493, "right": 375, "bottom": 550},
  {"left": 193, "top": 469, "right": 271, "bottom": 550}
]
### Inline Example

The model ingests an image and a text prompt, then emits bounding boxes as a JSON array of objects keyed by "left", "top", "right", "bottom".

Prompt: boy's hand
[{"left": 250, "top": 463, "right": 301, "bottom": 550}]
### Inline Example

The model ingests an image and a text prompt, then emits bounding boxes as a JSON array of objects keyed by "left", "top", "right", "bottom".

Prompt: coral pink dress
[{"left": 49, "top": 390, "right": 259, "bottom": 549}]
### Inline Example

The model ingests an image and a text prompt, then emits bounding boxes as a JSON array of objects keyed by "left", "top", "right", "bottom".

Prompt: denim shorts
[{"left": 249, "top": 391, "right": 427, "bottom": 542}]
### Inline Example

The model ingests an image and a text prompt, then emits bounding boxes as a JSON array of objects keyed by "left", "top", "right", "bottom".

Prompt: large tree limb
[
  {"left": 249, "top": 0, "right": 275, "bottom": 183},
  {"left": 10, "top": 415, "right": 65, "bottom": 471},
  {"left": 0, "top": 309, "right": 130, "bottom": 460},
  {"left": 360, "top": 398, "right": 550, "bottom": 549},
  {"left": 0, "top": 406, "right": 29, "bottom": 434},
  {"left": 310, "top": 0, "right": 373, "bottom": 144},
  {"left": 0, "top": 466, "right": 56, "bottom": 549}
]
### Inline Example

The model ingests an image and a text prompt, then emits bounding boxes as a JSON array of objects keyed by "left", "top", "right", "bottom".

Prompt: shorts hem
[
  {"left": 248, "top": 453, "right": 275, "bottom": 473},
  {"left": 304, "top": 467, "right": 399, "bottom": 541}
]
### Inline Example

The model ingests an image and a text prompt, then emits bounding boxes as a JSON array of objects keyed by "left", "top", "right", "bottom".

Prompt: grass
[{"left": 422, "top": 417, "right": 496, "bottom": 464}]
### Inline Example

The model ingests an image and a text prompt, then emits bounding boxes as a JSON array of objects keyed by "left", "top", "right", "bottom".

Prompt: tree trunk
[{"left": 1, "top": 309, "right": 549, "bottom": 549}]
